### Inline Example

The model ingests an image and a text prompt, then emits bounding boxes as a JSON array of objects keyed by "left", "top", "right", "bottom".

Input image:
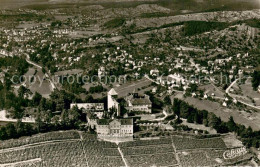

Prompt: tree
[
  {"left": 187, "top": 114, "right": 194, "bottom": 123},
  {"left": 35, "top": 109, "right": 43, "bottom": 132},
  {"left": 32, "top": 92, "right": 42, "bottom": 106},
  {"left": 189, "top": 83, "right": 198, "bottom": 92},
  {"left": 194, "top": 112, "right": 200, "bottom": 124},
  {"left": 24, "top": 123, "right": 34, "bottom": 136},
  {"left": 50, "top": 89, "right": 75, "bottom": 111},
  {"left": 227, "top": 116, "right": 237, "bottom": 132},
  {"left": 5, "top": 123, "right": 17, "bottom": 139},
  {"left": 85, "top": 95, "right": 94, "bottom": 103},
  {"left": 208, "top": 113, "right": 221, "bottom": 129},
  {"left": 16, "top": 120, "right": 25, "bottom": 136},
  {"left": 39, "top": 98, "right": 47, "bottom": 111},
  {"left": 163, "top": 95, "right": 171, "bottom": 106},
  {"left": 252, "top": 71, "right": 260, "bottom": 90},
  {"left": 0, "top": 127, "right": 8, "bottom": 140},
  {"left": 173, "top": 99, "right": 180, "bottom": 117},
  {"left": 18, "top": 85, "right": 27, "bottom": 98},
  {"left": 61, "top": 110, "right": 70, "bottom": 128}
]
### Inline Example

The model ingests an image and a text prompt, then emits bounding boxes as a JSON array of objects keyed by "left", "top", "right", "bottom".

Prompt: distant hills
[{"left": 0, "top": 0, "right": 260, "bottom": 11}]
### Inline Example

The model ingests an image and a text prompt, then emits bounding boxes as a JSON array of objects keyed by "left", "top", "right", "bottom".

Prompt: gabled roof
[
  {"left": 108, "top": 88, "right": 118, "bottom": 96},
  {"left": 120, "top": 119, "right": 133, "bottom": 125},
  {"left": 97, "top": 118, "right": 133, "bottom": 125},
  {"left": 97, "top": 119, "right": 110, "bottom": 125},
  {"left": 131, "top": 98, "right": 152, "bottom": 105},
  {"left": 126, "top": 93, "right": 152, "bottom": 105}
]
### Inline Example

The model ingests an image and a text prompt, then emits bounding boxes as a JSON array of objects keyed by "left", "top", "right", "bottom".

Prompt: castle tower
[{"left": 107, "top": 88, "right": 120, "bottom": 116}]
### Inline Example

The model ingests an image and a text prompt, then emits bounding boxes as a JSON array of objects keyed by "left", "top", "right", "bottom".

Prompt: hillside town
[{"left": 0, "top": 0, "right": 260, "bottom": 166}]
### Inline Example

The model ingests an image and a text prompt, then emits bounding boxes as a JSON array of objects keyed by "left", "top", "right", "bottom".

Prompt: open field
[
  {"left": 114, "top": 78, "right": 152, "bottom": 97},
  {"left": 181, "top": 118, "right": 217, "bottom": 134},
  {"left": 199, "top": 84, "right": 225, "bottom": 98},
  {"left": 22, "top": 67, "right": 52, "bottom": 98},
  {"left": 239, "top": 79, "right": 260, "bottom": 106}
]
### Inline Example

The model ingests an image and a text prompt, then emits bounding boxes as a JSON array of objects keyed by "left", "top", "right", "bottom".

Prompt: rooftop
[
  {"left": 97, "top": 118, "right": 133, "bottom": 125},
  {"left": 108, "top": 88, "right": 118, "bottom": 96},
  {"left": 126, "top": 93, "right": 152, "bottom": 106}
]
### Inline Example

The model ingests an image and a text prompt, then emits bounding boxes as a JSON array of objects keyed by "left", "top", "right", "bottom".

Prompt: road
[
  {"left": 152, "top": 109, "right": 170, "bottom": 121},
  {"left": 144, "top": 74, "right": 160, "bottom": 84},
  {"left": 226, "top": 78, "right": 260, "bottom": 110},
  {"left": 225, "top": 79, "right": 239, "bottom": 94}
]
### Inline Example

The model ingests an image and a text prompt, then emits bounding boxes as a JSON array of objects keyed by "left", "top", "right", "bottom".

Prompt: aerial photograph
[{"left": 0, "top": 0, "right": 259, "bottom": 166}]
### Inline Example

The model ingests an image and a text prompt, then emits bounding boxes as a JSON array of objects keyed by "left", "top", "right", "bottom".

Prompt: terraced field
[{"left": 0, "top": 131, "right": 253, "bottom": 167}]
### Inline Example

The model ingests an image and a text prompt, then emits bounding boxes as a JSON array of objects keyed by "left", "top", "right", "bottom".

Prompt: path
[
  {"left": 152, "top": 109, "right": 170, "bottom": 121},
  {"left": 0, "top": 139, "right": 80, "bottom": 153},
  {"left": 117, "top": 147, "right": 129, "bottom": 167},
  {"left": 78, "top": 131, "right": 89, "bottom": 167},
  {"left": 170, "top": 136, "right": 180, "bottom": 166},
  {"left": 144, "top": 74, "right": 160, "bottom": 85},
  {"left": 0, "top": 158, "right": 41, "bottom": 167},
  {"left": 225, "top": 79, "right": 239, "bottom": 94}
]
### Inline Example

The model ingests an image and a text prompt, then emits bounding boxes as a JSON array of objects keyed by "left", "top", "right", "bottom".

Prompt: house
[
  {"left": 222, "top": 102, "right": 227, "bottom": 107},
  {"left": 98, "top": 66, "right": 106, "bottom": 78},
  {"left": 0, "top": 72, "right": 4, "bottom": 83},
  {"left": 152, "top": 87, "right": 157, "bottom": 93},
  {"left": 70, "top": 103, "right": 104, "bottom": 118},
  {"left": 125, "top": 93, "right": 152, "bottom": 113},
  {"left": 150, "top": 69, "right": 160, "bottom": 77},
  {"left": 161, "top": 74, "right": 186, "bottom": 87},
  {"left": 96, "top": 118, "right": 133, "bottom": 137}
]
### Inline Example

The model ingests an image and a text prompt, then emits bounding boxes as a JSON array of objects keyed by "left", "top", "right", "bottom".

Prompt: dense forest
[
  {"left": 0, "top": 56, "right": 29, "bottom": 76},
  {"left": 182, "top": 21, "right": 230, "bottom": 36}
]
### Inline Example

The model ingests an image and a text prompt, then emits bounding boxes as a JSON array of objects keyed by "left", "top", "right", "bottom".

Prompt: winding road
[{"left": 226, "top": 79, "right": 260, "bottom": 110}]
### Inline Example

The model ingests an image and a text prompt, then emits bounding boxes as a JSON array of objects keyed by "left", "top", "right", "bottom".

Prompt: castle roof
[{"left": 108, "top": 88, "right": 118, "bottom": 96}]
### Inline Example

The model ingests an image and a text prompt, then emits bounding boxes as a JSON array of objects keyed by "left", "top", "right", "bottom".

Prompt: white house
[
  {"left": 150, "top": 69, "right": 160, "bottom": 77},
  {"left": 96, "top": 118, "right": 133, "bottom": 137},
  {"left": 70, "top": 103, "right": 104, "bottom": 118}
]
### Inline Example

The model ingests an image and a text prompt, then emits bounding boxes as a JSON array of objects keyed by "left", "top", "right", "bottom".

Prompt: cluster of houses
[{"left": 71, "top": 88, "right": 152, "bottom": 139}]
